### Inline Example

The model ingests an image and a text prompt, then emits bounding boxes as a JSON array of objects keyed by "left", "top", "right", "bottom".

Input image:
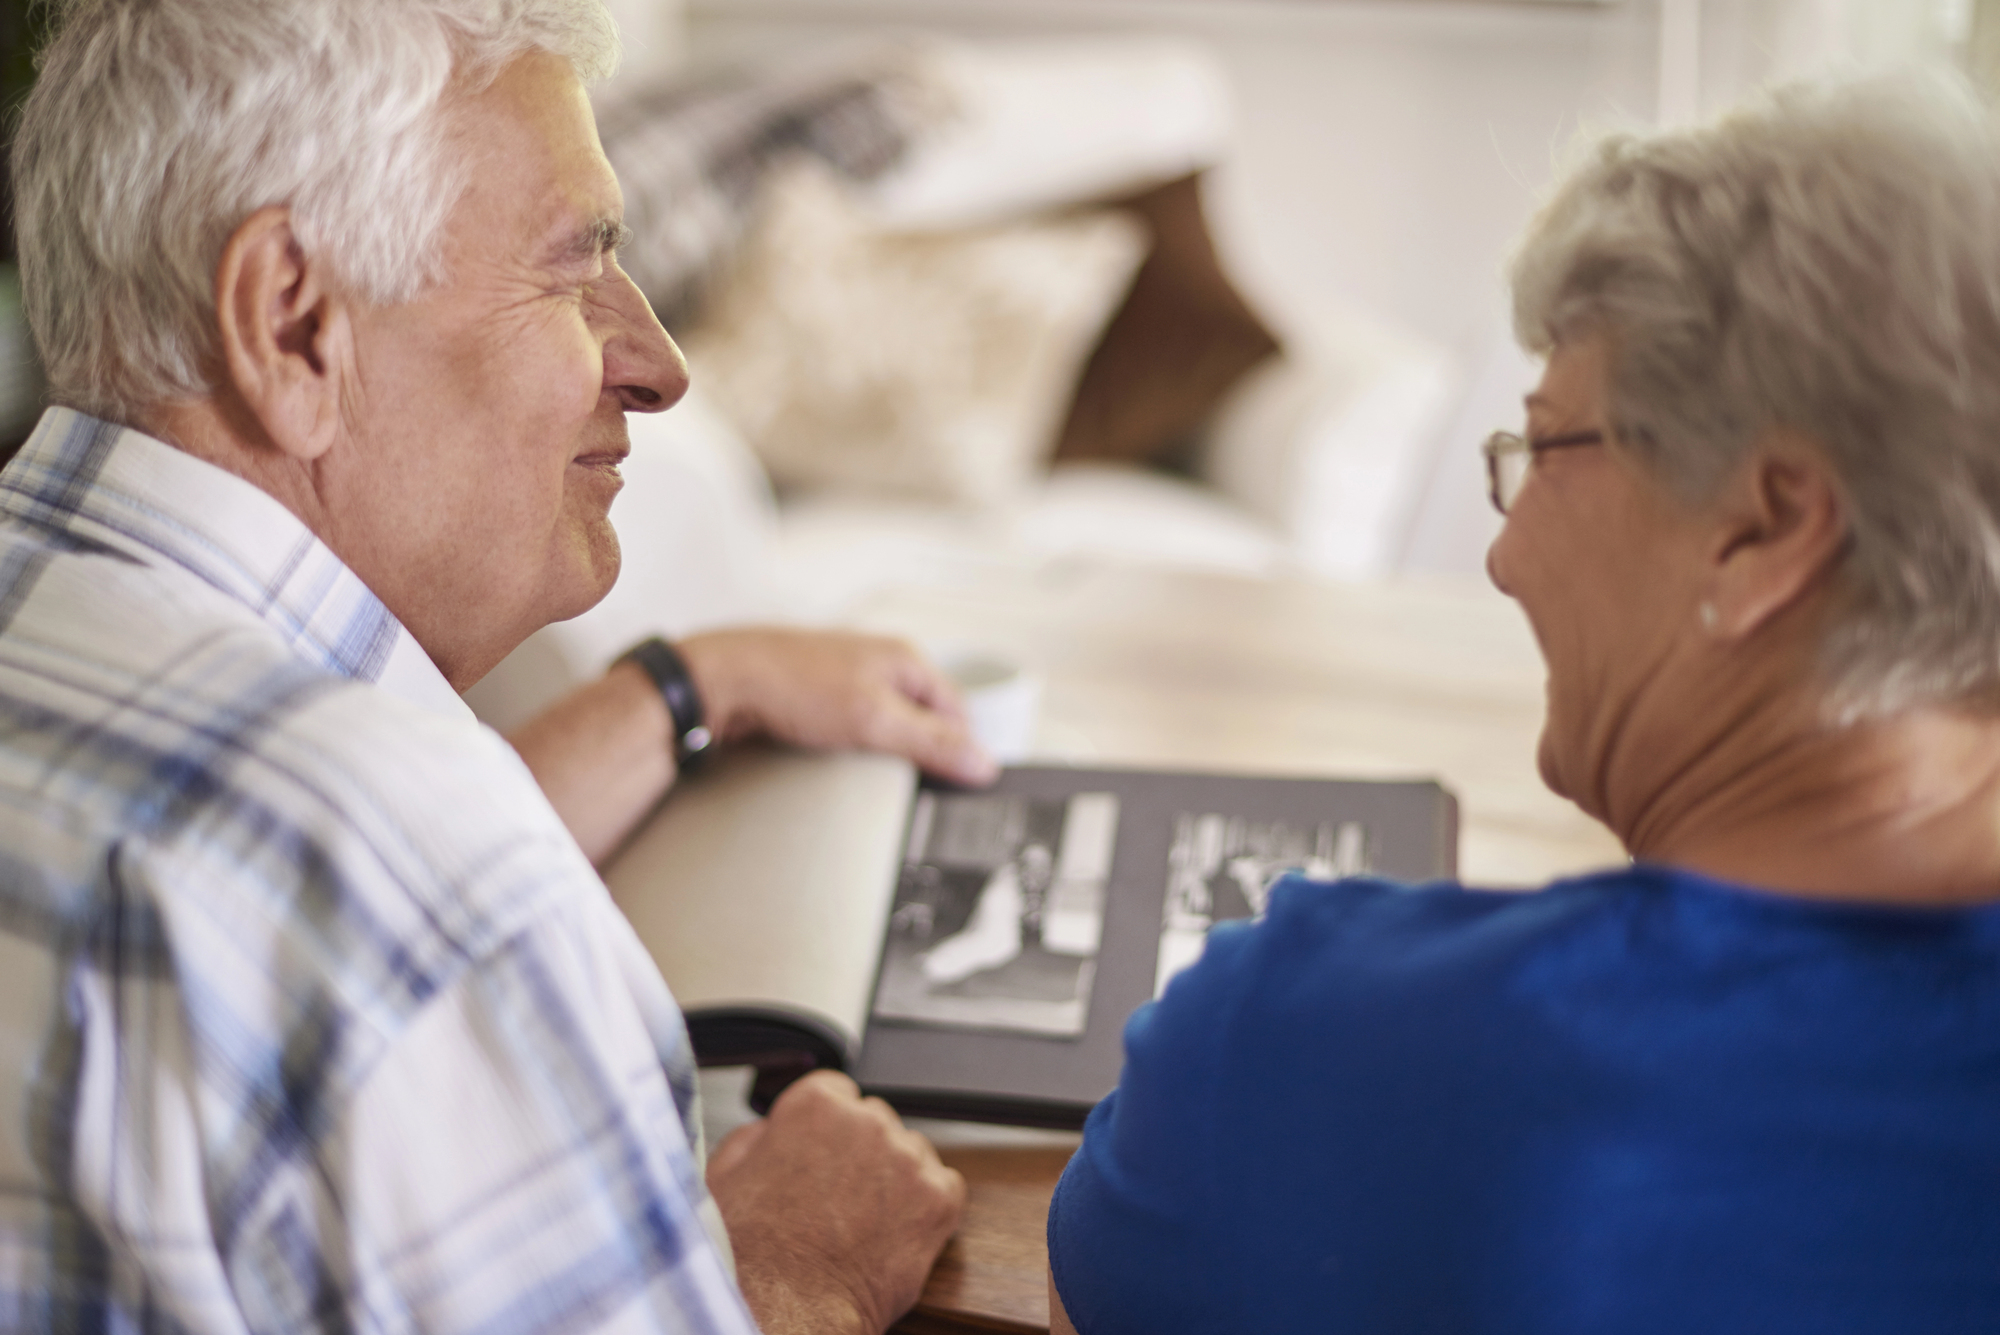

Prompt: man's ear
[
  {"left": 1703, "top": 428, "right": 1848, "bottom": 639},
  {"left": 213, "top": 205, "right": 350, "bottom": 462}
]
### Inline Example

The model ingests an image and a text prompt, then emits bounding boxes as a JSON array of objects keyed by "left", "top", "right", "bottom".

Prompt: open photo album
[{"left": 604, "top": 747, "right": 1457, "bottom": 1128}]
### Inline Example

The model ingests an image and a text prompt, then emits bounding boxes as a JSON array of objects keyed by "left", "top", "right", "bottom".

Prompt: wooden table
[
  {"left": 855, "top": 560, "right": 1621, "bottom": 888},
  {"left": 853, "top": 561, "right": 1625, "bottom": 1333},
  {"left": 893, "top": 1145, "right": 1075, "bottom": 1335}
]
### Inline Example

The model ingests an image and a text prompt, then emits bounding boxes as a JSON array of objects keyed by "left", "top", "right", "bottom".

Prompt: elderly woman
[{"left": 1046, "top": 75, "right": 2000, "bottom": 1333}]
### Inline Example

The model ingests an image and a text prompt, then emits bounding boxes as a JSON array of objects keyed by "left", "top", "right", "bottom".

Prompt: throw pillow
[
  {"left": 680, "top": 160, "right": 1145, "bottom": 508},
  {"left": 1051, "top": 173, "right": 1282, "bottom": 471}
]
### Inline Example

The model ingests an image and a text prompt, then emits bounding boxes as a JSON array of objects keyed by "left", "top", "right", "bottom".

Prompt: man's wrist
[
  {"left": 672, "top": 631, "right": 761, "bottom": 747},
  {"left": 616, "top": 637, "right": 715, "bottom": 766},
  {"left": 732, "top": 1266, "right": 876, "bottom": 1335}
]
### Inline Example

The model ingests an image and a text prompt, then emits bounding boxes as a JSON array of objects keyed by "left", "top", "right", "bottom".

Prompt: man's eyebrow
[{"left": 547, "top": 215, "right": 633, "bottom": 268}]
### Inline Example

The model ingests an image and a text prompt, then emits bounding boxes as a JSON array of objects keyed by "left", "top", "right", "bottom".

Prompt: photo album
[{"left": 605, "top": 746, "right": 1457, "bottom": 1128}]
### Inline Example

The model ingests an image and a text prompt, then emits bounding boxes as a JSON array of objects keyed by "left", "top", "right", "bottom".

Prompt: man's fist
[
  {"left": 678, "top": 628, "right": 998, "bottom": 786},
  {"left": 707, "top": 1071, "right": 966, "bottom": 1335}
]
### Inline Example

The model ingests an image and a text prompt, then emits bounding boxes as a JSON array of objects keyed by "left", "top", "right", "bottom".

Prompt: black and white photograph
[
  {"left": 871, "top": 789, "right": 1120, "bottom": 1038},
  {"left": 1155, "top": 812, "right": 1370, "bottom": 995}
]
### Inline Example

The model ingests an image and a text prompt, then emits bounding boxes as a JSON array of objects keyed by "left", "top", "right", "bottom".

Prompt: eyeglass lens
[{"left": 1493, "top": 448, "right": 1530, "bottom": 513}]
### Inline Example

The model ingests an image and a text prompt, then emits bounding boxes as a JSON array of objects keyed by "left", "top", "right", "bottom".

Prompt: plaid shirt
[{"left": 0, "top": 409, "right": 756, "bottom": 1335}]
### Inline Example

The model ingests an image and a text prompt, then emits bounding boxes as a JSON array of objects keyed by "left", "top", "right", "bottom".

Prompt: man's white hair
[
  {"left": 12, "top": 0, "right": 619, "bottom": 422},
  {"left": 1511, "top": 72, "right": 2000, "bottom": 719}
]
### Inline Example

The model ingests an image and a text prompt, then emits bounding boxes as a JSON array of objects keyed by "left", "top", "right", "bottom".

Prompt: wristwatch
[{"left": 618, "top": 637, "right": 714, "bottom": 766}]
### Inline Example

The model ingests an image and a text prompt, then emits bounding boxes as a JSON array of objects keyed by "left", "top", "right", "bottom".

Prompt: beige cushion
[{"left": 680, "top": 161, "right": 1145, "bottom": 508}]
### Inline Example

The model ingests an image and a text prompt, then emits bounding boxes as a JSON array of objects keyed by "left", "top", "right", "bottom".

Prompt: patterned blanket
[{"left": 596, "top": 41, "right": 954, "bottom": 329}]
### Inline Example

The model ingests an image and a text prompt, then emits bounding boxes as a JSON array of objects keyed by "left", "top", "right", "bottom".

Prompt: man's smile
[{"left": 571, "top": 441, "right": 629, "bottom": 481}]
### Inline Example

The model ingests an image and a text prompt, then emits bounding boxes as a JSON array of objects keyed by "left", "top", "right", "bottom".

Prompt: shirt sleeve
[
  {"left": 1049, "top": 874, "right": 1452, "bottom": 1335},
  {"left": 235, "top": 890, "right": 756, "bottom": 1335},
  {"left": 1047, "top": 917, "right": 1255, "bottom": 1335}
]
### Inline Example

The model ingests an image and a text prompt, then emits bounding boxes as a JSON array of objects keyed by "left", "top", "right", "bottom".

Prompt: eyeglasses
[{"left": 1481, "top": 429, "right": 1605, "bottom": 515}]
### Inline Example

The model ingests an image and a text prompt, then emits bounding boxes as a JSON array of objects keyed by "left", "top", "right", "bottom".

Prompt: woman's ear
[
  {"left": 213, "top": 205, "right": 351, "bottom": 462},
  {"left": 1703, "top": 428, "right": 1848, "bottom": 639}
]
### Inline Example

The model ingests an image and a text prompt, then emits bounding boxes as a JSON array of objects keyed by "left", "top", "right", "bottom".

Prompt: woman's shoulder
[
  {"left": 1197, "top": 860, "right": 2000, "bottom": 979},
  {"left": 1155, "top": 866, "right": 1647, "bottom": 1013},
  {"left": 1135, "top": 860, "right": 2000, "bottom": 1095}
]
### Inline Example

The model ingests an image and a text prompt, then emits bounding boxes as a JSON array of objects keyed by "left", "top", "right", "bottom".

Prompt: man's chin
[{"left": 542, "top": 526, "right": 623, "bottom": 626}]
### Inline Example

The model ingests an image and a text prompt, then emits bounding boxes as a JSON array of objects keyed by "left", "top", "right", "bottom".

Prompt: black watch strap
[{"left": 619, "top": 637, "right": 714, "bottom": 765}]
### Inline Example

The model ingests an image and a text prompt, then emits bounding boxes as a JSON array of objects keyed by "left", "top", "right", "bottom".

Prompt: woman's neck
[{"left": 1626, "top": 705, "right": 2000, "bottom": 907}]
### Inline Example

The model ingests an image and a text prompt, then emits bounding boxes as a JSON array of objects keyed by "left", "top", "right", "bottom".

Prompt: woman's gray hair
[
  {"left": 1512, "top": 72, "right": 2000, "bottom": 719},
  {"left": 11, "top": 0, "right": 619, "bottom": 422}
]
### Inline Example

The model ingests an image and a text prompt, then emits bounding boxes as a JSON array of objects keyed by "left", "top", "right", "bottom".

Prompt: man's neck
[
  {"left": 142, "top": 396, "right": 328, "bottom": 531},
  {"left": 138, "top": 396, "right": 524, "bottom": 689}
]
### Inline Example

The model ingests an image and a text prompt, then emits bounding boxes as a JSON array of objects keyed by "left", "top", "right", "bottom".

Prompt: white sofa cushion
[
  {"left": 857, "top": 36, "right": 1233, "bottom": 232},
  {"left": 1201, "top": 323, "right": 1456, "bottom": 581},
  {"left": 772, "top": 462, "right": 1285, "bottom": 624}
]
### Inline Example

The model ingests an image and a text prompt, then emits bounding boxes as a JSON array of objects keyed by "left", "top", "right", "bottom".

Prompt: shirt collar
[{"left": 1, "top": 407, "right": 474, "bottom": 724}]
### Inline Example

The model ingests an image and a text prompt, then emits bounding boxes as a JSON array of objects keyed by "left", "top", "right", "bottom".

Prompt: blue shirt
[
  {"left": 0, "top": 410, "right": 754, "bottom": 1334},
  {"left": 1050, "top": 866, "right": 2000, "bottom": 1333}
]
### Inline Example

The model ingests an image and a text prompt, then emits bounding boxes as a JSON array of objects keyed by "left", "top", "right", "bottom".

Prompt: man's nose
[{"left": 599, "top": 267, "right": 689, "bottom": 413}]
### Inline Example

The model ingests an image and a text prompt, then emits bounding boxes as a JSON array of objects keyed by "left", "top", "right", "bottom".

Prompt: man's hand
[
  {"left": 678, "top": 628, "right": 998, "bottom": 787},
  {"left": 507, "top": 628, "right": 995, "bottom": 865},
  {"left": 707, "top": 1071, "right": 966, "bottom": 1335}
]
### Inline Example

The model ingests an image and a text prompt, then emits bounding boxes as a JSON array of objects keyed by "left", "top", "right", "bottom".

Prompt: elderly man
[{"left": 0, "top": 1, "right": 986, "bottom": 1332}]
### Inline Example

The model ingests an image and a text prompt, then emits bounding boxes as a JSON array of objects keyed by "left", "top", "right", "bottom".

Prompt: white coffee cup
[{"left": 933, "top": 646, "right": 1041, "bottom": 764}]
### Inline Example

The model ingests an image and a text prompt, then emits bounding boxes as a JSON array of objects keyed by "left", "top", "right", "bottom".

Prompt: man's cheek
[{"left": 550, "top": 322, "right": 606, "bottom": 418}]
